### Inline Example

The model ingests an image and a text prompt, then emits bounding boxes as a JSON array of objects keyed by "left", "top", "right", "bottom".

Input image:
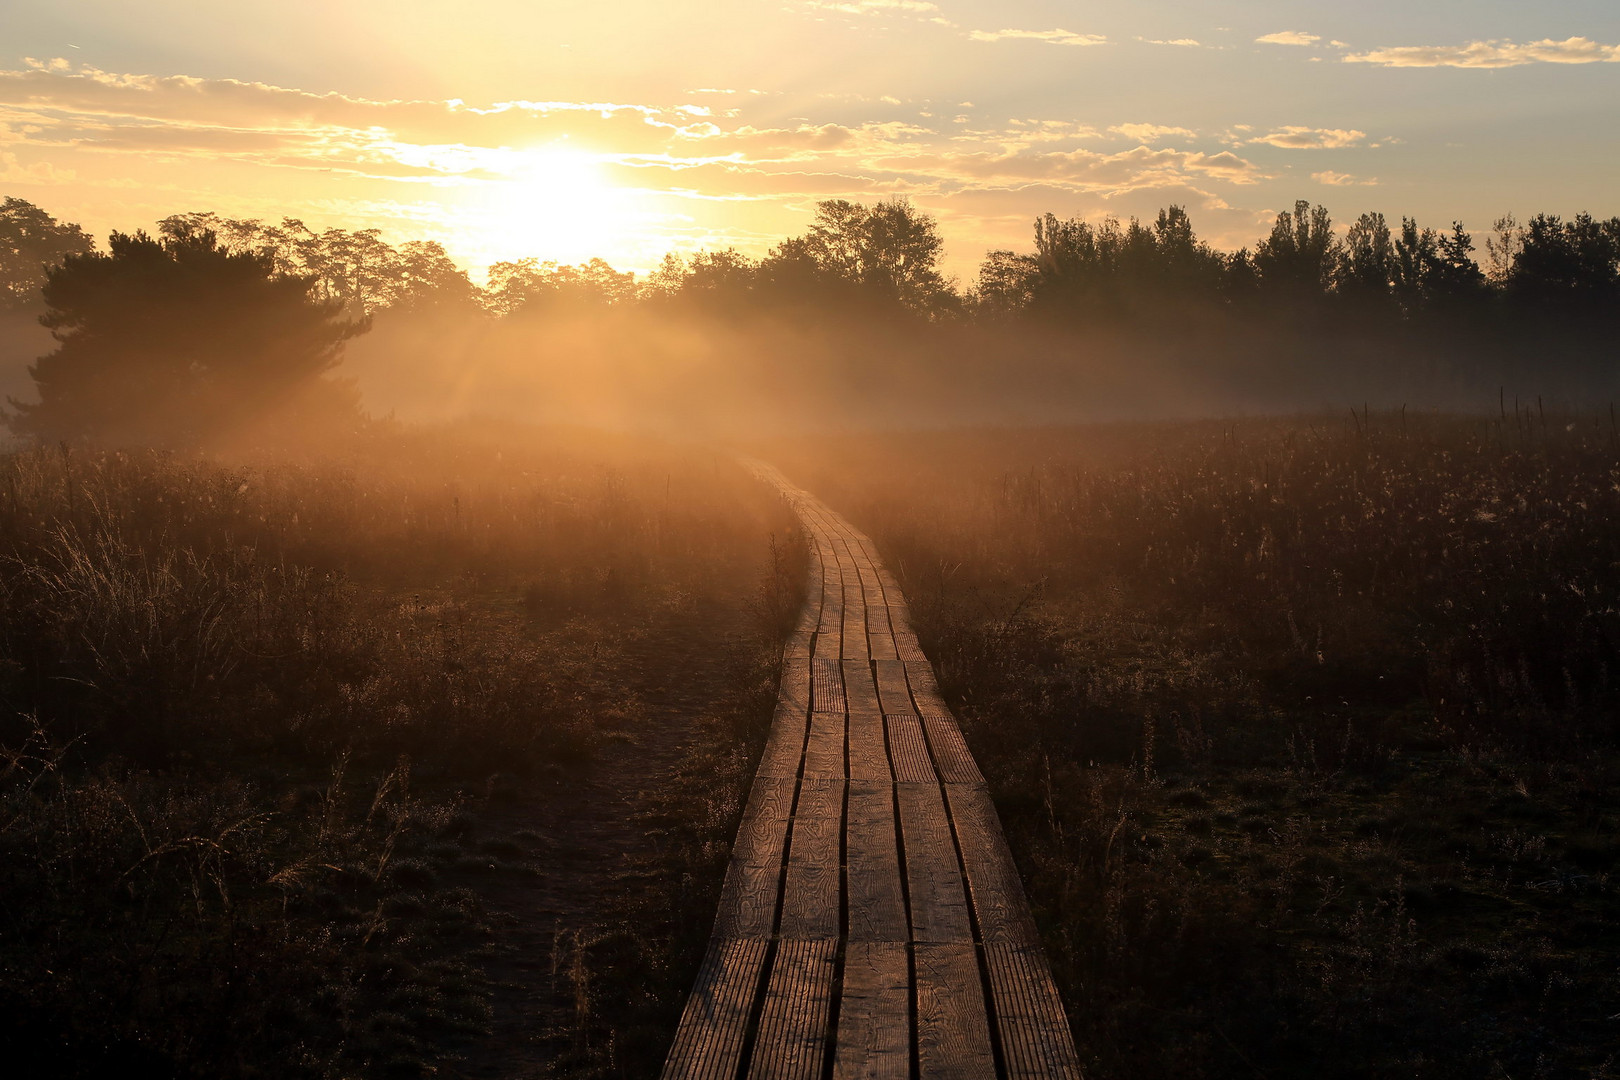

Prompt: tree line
[{"left": 2, "top": 193, "right": 1617, "bottom": 444}]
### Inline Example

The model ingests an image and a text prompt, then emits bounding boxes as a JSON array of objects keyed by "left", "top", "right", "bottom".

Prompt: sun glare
[{"left": 466, "top": 147, "right": 645, "bottom": 270}]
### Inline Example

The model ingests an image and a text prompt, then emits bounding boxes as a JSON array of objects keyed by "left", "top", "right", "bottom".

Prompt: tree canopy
[
  {"left": 0, "top": 197, "right": 95, "bottom": 310},
  {"left": 7, "top": 227, "right": 366, "bottom": 446}
]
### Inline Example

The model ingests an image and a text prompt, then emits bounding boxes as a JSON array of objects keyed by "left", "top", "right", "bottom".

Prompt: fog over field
[{"left": 2, "top": 2, "right": 1619, "bottom": 1077}]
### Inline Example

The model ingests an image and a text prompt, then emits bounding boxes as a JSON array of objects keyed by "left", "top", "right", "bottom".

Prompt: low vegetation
[
  {"left": 770, "top": 412, "right": 1620, "bottom": 1079},
  {"left": 0, "top": 427, "right": 803, "bottom": 1078}
]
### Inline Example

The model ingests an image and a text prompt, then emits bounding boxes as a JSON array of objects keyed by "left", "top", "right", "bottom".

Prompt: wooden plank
[
  {"left": 844, "top": 781, "right": 907, "bottom": 942},
  {"left": 757, "top": 699, "right": 808, "bottom": 780},
  {"left": 792, "top": 548, "right": 825, "bottom": 637},
  {"left": 802, "top": 711, "right": 845, "bottom": 780},
  {"left": 915, "top": 943, "right": 997, "bottom": 1079},
  {"left": 902, "top": 662, "right": 949, "bottom": 713},
  {"left": 662, "top": 937, "right": 770, "bottom": 1080},
  {"left": 749, "top": 939, "right": 838, "bottom": 1080},
  {"left": 871, "top": 659, "right": 913, "bottom": 716},
  {"left": 757, "top": 658, "right": 811, "bottom": 779},
  {"left": 867, "top": 623, "right": 900, "bottom": 661},
  {"left": 895, "top": 635, "right": 929, "bottom": 663},
  {"left": 731, "top": 775, "right": 797, "bottom": 867},
  {"left": 832, "top": 942, "right": 910, "bottom": 1080},
  {"left": 837, "top": 549, "right": 870, "bottom": 661},
  {"left": 944, "top": 784, "right": 1039, "bottom": 947},
  {"left": 712, "top": 861, "right": 781, "bottom": 939},
  {"left": 841, "top": 660, "right": 882, "bottom": 716},
  {"left": 921, "top": 715, "right": 985, "bottom": 786},
  {"left": 884, "top": 714, "right": 937, "bottom": 784},
  {"left": 846, "top": 711, "right": 890, "bottom": 782},
  {"left": 896, "top": 783, "right": 973, "bottom": 943},
  {"left": 812, "top": 658, "right": 845, "bottom": 714},
  {"left": 779, "top": 862, "right": 840, "bottom": 940},
  {"left": 789, "top": 780, "right": 844, "bottom": 865},
  {"left": 815, "top": 567, "right": 843, "bottom": 639},
  {"left": 984, "top": 944, "right": 1083, "bottom": 1080},
  {"left": 780, "top": 658, "right": 811, "bottom": 715},
  {"left": 779, "top": 780, "right": 843, "bottom": 940},
  {"left": 842, "top": 661, "right": 890, "bottom": 783},
  {"left": 785, "top": 628, "right": 815, "bottom": 660}
]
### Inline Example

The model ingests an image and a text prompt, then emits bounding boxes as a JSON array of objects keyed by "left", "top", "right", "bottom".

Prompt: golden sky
[{"left": 2, "top": 1, "right": 1617, "bottom": 281}]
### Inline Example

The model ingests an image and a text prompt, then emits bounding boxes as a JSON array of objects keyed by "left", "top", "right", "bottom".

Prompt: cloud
[
  {"left": 1256, "top": 31, "right": 1320, "bottom": 46},
  {"left": 968, "top": 29, "right": 1107, "bottom": 47},
  {"left": 1140, "top": 38, "right": 1201, "bottom": 47},
  {"left": 1343, "top": 36, "right": 1620, "bottom": 68},
  {"left": 1311, "top": 170, "right": 1376, "bottom": 186},
  {"left": 1248, "top": 126, "right": 1366, "bottom": 149},
  {"left": 0, "top": 149, "right": 72, "bottom": 183},
  {"left": 1109, "top": 123, "right": 1196, "bottom": 142}
]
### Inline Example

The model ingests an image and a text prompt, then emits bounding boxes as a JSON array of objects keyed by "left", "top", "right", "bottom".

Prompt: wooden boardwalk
[{"left": 662, "top": 463, "right": 1081, "bottom": 1080}]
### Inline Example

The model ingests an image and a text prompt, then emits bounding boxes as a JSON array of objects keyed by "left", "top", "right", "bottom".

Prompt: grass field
[
  {"left": 766, "top": 411, "right": 1620, "bottom": 1079},
  {"left": 0, "top": 426, "right": 803, "bottom": 1078}
]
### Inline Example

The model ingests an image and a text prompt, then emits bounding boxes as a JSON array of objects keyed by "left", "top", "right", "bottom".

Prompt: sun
[{"left": 465, "top": 146, "right": 645, "bottom": 269}]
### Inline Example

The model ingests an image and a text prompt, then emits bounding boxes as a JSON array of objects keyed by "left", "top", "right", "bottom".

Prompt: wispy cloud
[
  {"left": 1110, "top": 122, "right": 1196, "bottom": 142},
  {"left": 1140, "top": 38, "right": 1201, "bottom": 47},
  {"left": 1249, "top": 126, "right": 1366, "bottom": 149},
  {"left": 1343, "top": 36, "right": 1620, "bottom": 68},
  {"left": 967, "top": 29, "right": 1107, "bottom": 47},
  {"left": 1312, "top": 170, "right": 1376, "bottom": 186},
  {"left": 1256, "top": 31, "right": 1320, "bottom": 47}
]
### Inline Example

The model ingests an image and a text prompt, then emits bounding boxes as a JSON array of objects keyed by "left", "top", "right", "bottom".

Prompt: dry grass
[
  {"left": 0, "top": 426, "right": 802, "bottom": 1078},
  {"left": 767, "top": 412, "right": 1620, "bottom": 1079}
]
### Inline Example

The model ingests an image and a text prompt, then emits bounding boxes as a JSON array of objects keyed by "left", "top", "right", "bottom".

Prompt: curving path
[{"left": 660, "top": 462, "right": 1082, "bottom": 1079}]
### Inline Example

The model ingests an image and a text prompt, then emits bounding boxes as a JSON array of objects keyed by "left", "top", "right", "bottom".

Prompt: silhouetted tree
[
  {"left": 487, "top": 257, "right": 637, "bottom": 316},
  {"left": 393, "top": 240, "right": 483, "bottom": 312},
  {"left": 1505, "top": 212, "right": 1620, "bottom": 313},
  {"left": 1340, "top": 212, "right": 1397, "bottom": 307},
  {"left": 0, "top": 197, "right": 95, "bottom": 310},
  {"left": 773, "top": 197, "right": 954, "bottom": 315},
  {"left": 972, "top": 250, "right": 1039, "bottom": 319},
  {"left": 1255, "top": 200, "right": 1338, "bottom": 298},
  {"left": 7, "top": 228, "right": 366, "bottom": 445}
]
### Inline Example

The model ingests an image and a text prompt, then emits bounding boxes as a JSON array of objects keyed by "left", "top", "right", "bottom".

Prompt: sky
[{"left": 1, "top": 1, "right": 1617, "bottom": 282}]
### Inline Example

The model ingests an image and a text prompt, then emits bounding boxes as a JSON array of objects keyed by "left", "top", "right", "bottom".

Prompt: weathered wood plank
[
  {"left": 871, "top": 659, "right": 913, "bottom": 716},
  {"left": 785, "top": 628, "right": 815, "bottom": 660},
  {"left": 844, "top": 781, "right": 907, "bottom": 942},
  {"left": 915, "top": 942, "right": 997, "bottom": 1079},
  {"left": 842, "top": 660, "right": 890, "bottom": 782},
  {"left": 841, "top": 659, "right": 882, "bottom": 717},
  {"left": 812, "top": 658, "right": 845, "bottom": 714},
  {"left": 902, "top": 661, "right": 950, "bottom": 714},
  {"left": 779, "top": 780, "right": 843, "bottom": 940},
  {"left": 884, "top": 714, "right": 937, "bottom": 784},
  {"left": 662, "top": 937, "right": 770, "bottom": 1080},
  {"left": 757, "top": 698, "right": 808, "bottom": 780},
  {"left": 816, "top": 568, "right": 843, "bottom": 640},
  {"left": 780, "top": 657, "right": 811, "bottom": 715},
  {"left": 712, "top": 861, "right": 781, "bottom": 939},
  {"left": 832, "top": 942, "right": 910, "bottom": 1080},
  {"left": 749, "top": 938, "right": 838, "bottom": 1080},
  {"left": 896, "top": 782, "right": 973, "bottom": 944},
  {"left": 802, "top": 711, "right": 845, "bottom": 781},
  {"left": 921, "top": 715, "right": 986, "bottom": 786},
  {"left": 731, "top": 775, "right": 797, "bottom": 867},
  {"left": 943, "top": 784, "right": 1039, "bottom": 948},
  {"left": 895, "top": 635, "right": 929, "bottom": 662},
  {"left": 984, "top": 943, "right": 1083, "bottom": 1080},
  {"left": 837, "top": 547, "right": 870, "bottom": 661}
]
